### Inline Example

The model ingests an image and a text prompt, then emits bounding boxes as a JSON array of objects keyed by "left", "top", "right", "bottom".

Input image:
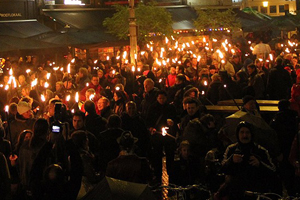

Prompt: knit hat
[{"left": 17, "top": 101, "right": 31, "bottom": 115}]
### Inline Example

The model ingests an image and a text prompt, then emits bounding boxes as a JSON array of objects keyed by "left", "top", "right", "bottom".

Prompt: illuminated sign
[
  {"left": 64, "top": 0, "right": 85, "bottom": 5},
  {"left": 0, "top": 13, "right": 22, "bottom": 18}
]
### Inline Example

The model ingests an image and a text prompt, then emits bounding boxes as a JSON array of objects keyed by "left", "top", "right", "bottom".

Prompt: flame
[
  {"left": 75, "top": 92, "right": 79, "bottom": 103},
  {"left": 31, "top": 78, "right": 38, "bottom": 88},
  {"left": 46, "top": 73, "right": 51, "bottom": 80},
  {"left": 9, "top": 68, "right": 13, "bottom": 76},
  {"left": 123, "top": 51, "right": 127, "bottom": 60},
  {"left": 106, "top": 56, "right": 110, "bottom": 61},
  {"left": 197, "top": 55, "right": 201, "bottom": 62},
  {"left": 67, "top": 63, "right": 71, "bottom": 74},
  {"left": 71, "top": 58, "right": 75, "bottom": 63},
  {"left": 5, "top": 105, "right": 9, "bottom": 113},
  {"left": 26, "top": 69, "right": 31, "bottom": 74},
  {"left": 162, "top": 127, "right": 169, "bottom": 136},
  {"left": 269, "top": 54, "right": 273, "bottom": 61},
  {"left": 140, "top": 51, "right": 145, "bottom": 56},
  {"left": 44, "top": 82, "right": 49, "bottom": 88},
  {"left": 66, "top": 95, "right": 71, "bottom": 102},
  {"left": 165, "top": 37, "right": 169, "bottom": 44},
  {"left": 204, "top": 80, "right": 208, "bottom": 86},
  {"left": 41, "top": 94, "right": 46, "bottom": 102},
  {"left": 94, "top": 60, "right": 98, "bottom": 64},
  {"left": 89, "top": 94, "right": 95, "bottom": 100},
  {"left": 131, "top": 66, "right": 135, "bottom": 72}
]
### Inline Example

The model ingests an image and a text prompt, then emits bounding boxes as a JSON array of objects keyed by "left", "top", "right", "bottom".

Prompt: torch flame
[{"left": 75, "top": 92, "right": 79, "bottom": 103}]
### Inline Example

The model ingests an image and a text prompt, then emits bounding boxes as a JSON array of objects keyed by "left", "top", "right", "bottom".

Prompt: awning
[
  {"left": 0, "top": 35, "right": 62, "bottom": 52},
  {"left": 166, "top": 6, "right": 198, "bottom": 30},
  {"left": 0, "top": 19, "right": 52, "bottom": 38},
  {"left": 43, "top": 9, "right": 115, "bottom": 30}
]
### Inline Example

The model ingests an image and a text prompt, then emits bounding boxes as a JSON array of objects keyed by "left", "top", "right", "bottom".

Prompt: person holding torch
[{"left": 146, "top": 90, "right": 178, "bottom": 184}]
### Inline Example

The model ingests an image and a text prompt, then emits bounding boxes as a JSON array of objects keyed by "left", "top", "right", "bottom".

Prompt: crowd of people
[{"left": 0, "top": 34, "right": 300, "bottom": 200}]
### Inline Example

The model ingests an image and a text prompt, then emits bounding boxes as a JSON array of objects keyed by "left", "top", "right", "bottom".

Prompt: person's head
[
  {"left": 107, "top": 114, "right": 122, "bottom": 128},
  {"left": 9, "top": 102, "right": 18, "bottom": 115},
  {"left": 91, "top": 75, "right": 99, "bottom": 86},
  {"left": 55, "top": 81, "right": 64, "bottom": 92},
  {"left": 17, "top": 100, "right": 32, "bottom": 119},
  {"left": 191, "top": 57, "right": 198, "bottom": 66},
  {"left": 30, "top": 118, "right": 49, "bottom": 148},
  {"left": 72, "top": 111, "right": 85, "bottom": 130},
  {"left": 97, "top": 97, "right": 110, "bottom": 111},
  {"left": 21, "top": 85, "right": 30, "bottom": 97},
  {"left": 276, "top": 57, "right": 283, "bottom": 66},
  {"left": 176, "top": 65, "right": 185, "bottom": 75},
  {"left": 185, "top": 98, "right": 200, "bottom": 116},
  {"left": 143, "top": 78, "right": 154, "bottom": 93},
  {"left": 17, "top": 130, "right": 32, "bottom": 145},
  {"left": 254, "top": 58, "right": 263, "bottom": 68},
  {"left": 84, "top": 100, "right": 96, "bottom": 114},
  {"left": 236, "top": 121, "right": 254, "bottom": 144},
  {"left": 18, "top": 75, "right": 26, "bottom": 85},
  {"left": 200, "top": 114, "right": 215, "bottom": 129},
  {"left": 125, "top": 101, "right": 137, "bottom": 117},
  {"left": 178, "top": 140, "right": 190, "bottom": 160},
  {"left": 71, "top": 130, "right": 89, "bottom": 150},
  {"left": 44, "top": 164, "right": 64, "bottom": 184},
  {"left": 157, "top": 90, "right": 167, "bottom": 105},
  {"left": 232, "top": 55, "right": 240, "bottom": 64},
  {"left": 209, "top": 65, "right": 217, "bottom": 75},
  {"left": 212, "top": 60, "right": 219, "bottom": 69},
  {"left": 33, "top": 118, "right": 49, "bottom": 136},
  {"left": 175, "top": 74, "right": 186, "bottom": 85},
  {"left": 48, "top": 99, "right": 62, "bottom": 117},
  {"left": 113, "top": 90, "right": 126, "bottom": 102},
  {"left": 170, "top": 66, "right": 176, "bottom": 75},
  {"left": 236, "top": 71, "right": 248, "bottom": 82},
  {"left": 79, "top": 67, "right": 88, "bottom": 78},
  {"left": 242, "top": 95, "right": 257, "bottom": 112},
  {"left": 278, "top": 99, "right": 290, "bottom": 111},
  {"left": 85, "top": 88, "right": 95, "bottom": 101},
  {"left": 184, "top": 87, "right": 199, "bottom": 99},
  {"left": 247, "top": 64, "right": 257, "bottom": 75},
  {"left": 117, "top": 131, "right": 138, "bottom": 152},
  {"left": 97, "top": 69, "right": 104, "bottom": 79},
  {"left": 292, "top": 57, "right": 298, "bottom": 66},
  {"left": 15, "top": 129, "right": 33, "bottom": 152}
]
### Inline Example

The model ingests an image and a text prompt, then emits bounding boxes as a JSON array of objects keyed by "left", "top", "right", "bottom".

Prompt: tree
[
  {"left": 194, "top": 9, "right": 241, "bottom": 32},
  {"left": 103, "top": 2, "right": 173, "bottom": 42}
]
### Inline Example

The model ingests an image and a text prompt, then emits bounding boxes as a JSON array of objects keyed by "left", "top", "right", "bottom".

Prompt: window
[
  {"left": 279, "top": 5, "right": 285, "bottom": 12},
  {"left": 252, "top": 6, "right": 258, "bottom": 11},
  {"left": 261, "top": 6, "right": 267, "bottom": 13},
  {"left": 270, "top": 5, "right": 277, "bottom": 13}
]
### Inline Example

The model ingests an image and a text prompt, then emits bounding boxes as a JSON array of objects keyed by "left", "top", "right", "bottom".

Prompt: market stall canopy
[
  {"left": 0, "top": 19, "right": 52, "bottom": 38},
  {"left": 81, "top": 177, "right": 156, "bottom": 200}
]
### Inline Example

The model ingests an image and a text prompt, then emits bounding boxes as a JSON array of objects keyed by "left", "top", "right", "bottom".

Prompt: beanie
[{"left": 17, "top": 101, "right": 31, "bottom": 115}]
